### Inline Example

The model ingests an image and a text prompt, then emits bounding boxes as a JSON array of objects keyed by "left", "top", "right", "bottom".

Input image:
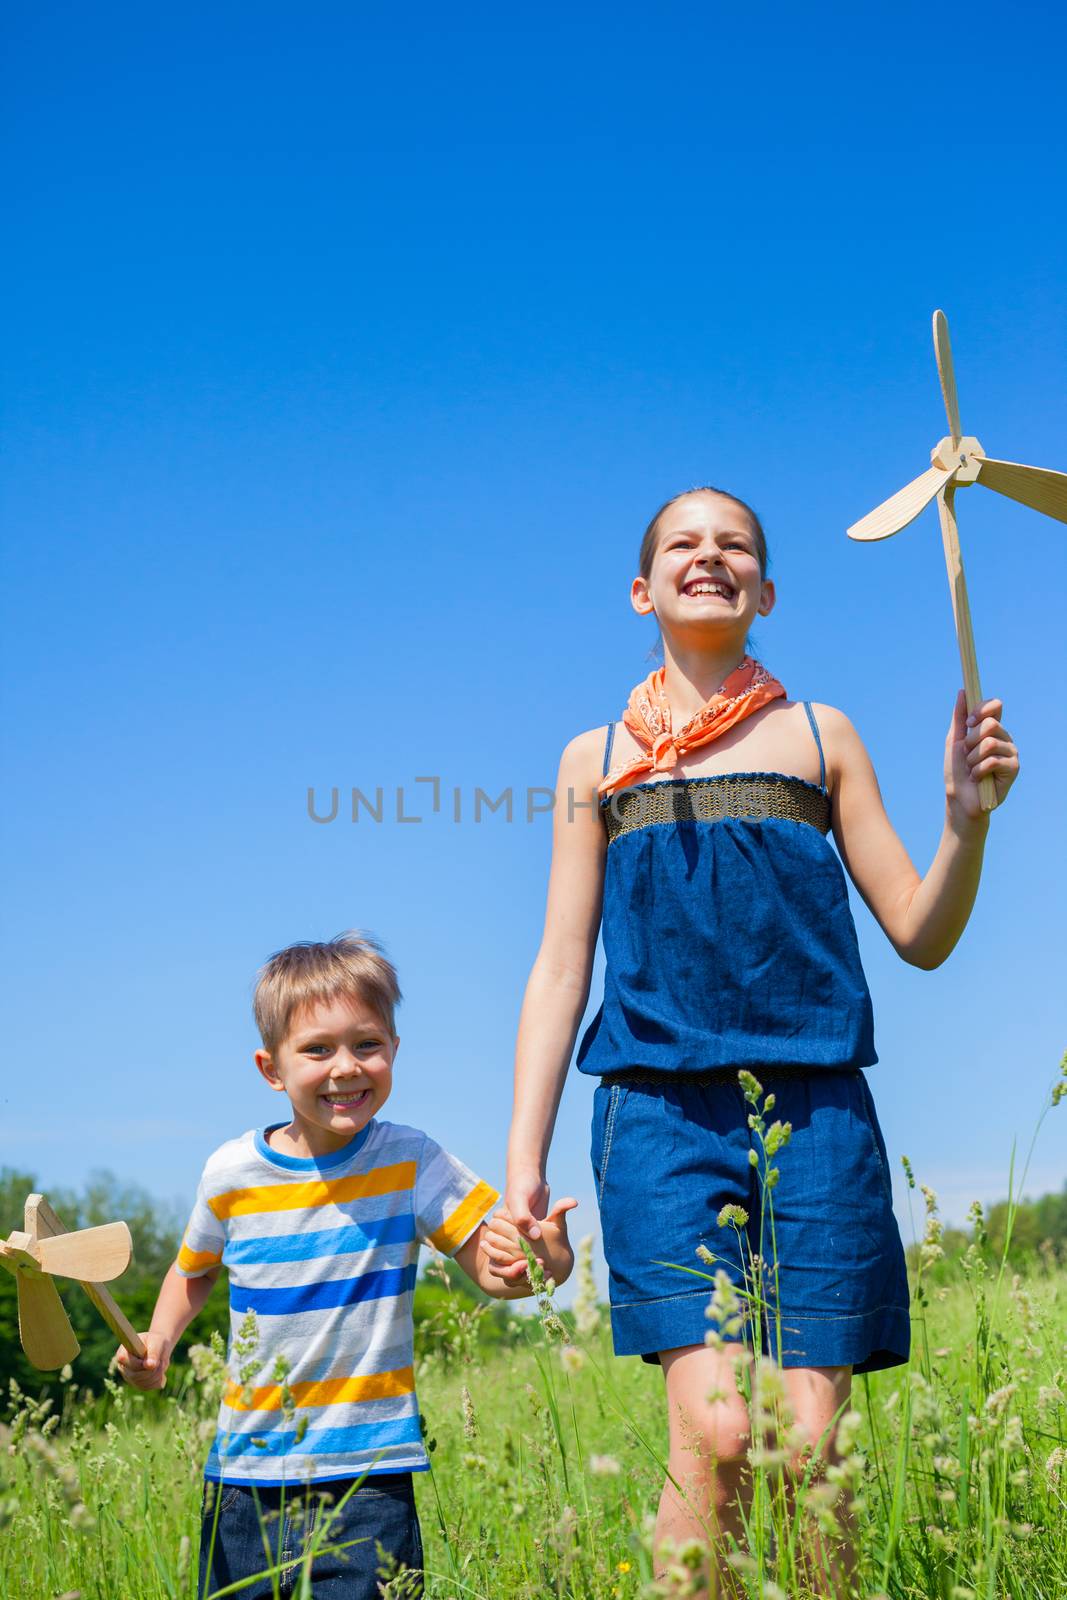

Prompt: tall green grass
[{"left": 2, "top": 1062, "right": 1064, "bottom": 1599}]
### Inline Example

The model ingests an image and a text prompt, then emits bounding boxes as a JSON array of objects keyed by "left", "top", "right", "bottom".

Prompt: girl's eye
[{"left": 358, "top": 1040, "right": 381, "bottom": 1051}]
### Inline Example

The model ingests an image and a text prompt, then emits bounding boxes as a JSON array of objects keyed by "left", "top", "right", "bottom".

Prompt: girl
[{"left": 488, "top": 485, "right": 1019, "bottom": 1580}]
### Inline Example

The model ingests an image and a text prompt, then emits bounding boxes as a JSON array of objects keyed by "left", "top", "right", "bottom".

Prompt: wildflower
[
  {"left": 1045, "top": 1446, "right": 1066, "bottom": 1484},
  {"left": 695, "top": 1244, "right": 717, "bottom": 1266},
  {"left": 572, "top": 1235, "right": 601, "bottom": 1337},
  {"left": 716, "top": 1203, "right": 749, "bottom": 1229},
  {"left": 617, "top": 1559, "right": 632, "bottom": 1572},
  {"left": 461, "top": 1385, "right": 477, "bottom": 1440},
  {"left": 704, "top": 1268, "right": 746, "bottom": 1349},
  {"left": 835, "top": 1408, "right": 863, "bottom": 1456},
  {"left": 737, "top": 1069, "right": 763, "bottom": 1103},
  {"left": 589, "top": 1454, "right": 621, "bottom": 1475},
  {"left": 560, "top": 1345, "right": 585, "bottom": 1375},
  {"left": 984, "top": 1382, "right": 1018, "bottom": 1423},
  {"left": 919, "top": 1184, "right": 944, "bottom": 1268},
  {"left": 1052, "top": 1050, "right": 1067, "bottom": 1106},
  {"left": 901, "top": 1153, "right": 916, "bottom": 1189},
  {"left": 763, "top": 1119, "right": 792, "bottom": 1156},
  {"left": 1038, "top": 1382, "right": 1065, "bottom": 1418}
]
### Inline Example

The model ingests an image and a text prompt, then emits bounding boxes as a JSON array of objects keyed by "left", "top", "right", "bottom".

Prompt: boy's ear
[
  {"left": 255, "top": 1048, "right": 286, "bottom": 1092},
  {"left": 758, "top": 578, "right": 776, "bottom": 617}
]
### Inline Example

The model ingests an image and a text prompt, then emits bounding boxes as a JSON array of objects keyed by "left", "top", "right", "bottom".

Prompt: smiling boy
[{"left": 117, "top": 933, "right": 574, "bottom": 1600}]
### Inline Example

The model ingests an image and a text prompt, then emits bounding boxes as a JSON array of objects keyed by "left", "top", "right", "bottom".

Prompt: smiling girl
[{"left": 492, "top": 485, "right": 1019, "bottom": 1582}]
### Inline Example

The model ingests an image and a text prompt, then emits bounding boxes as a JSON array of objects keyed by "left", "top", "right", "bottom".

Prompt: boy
[{"left": 118, "top": 933, "right": 574, "bottom": 1599}]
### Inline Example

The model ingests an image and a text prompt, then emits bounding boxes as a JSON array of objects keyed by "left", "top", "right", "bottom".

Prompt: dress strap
[
  {"left": 802, "top": 701, "right": 827, "bottom": 792},
  {"left": 602, "top": 721, "right": 616, "bottom": 778}
]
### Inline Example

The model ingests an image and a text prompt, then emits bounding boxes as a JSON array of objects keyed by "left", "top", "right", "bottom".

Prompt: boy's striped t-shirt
[{"left": 176, "top": 1118, "right": 498, "bottom": 1486}]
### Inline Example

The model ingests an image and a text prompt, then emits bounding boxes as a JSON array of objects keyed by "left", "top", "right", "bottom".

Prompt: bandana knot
[{"left": 599, "top": 656, "right": 787, "bottom": 799}]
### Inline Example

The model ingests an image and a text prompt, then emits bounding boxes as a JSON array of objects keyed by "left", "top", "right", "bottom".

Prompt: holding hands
[
  {"left": 481, "top": 1191, "right": 577, "bottom": 1287},
  {"left": 947, "top": 692, "right": 1019, "bottom": 821}
]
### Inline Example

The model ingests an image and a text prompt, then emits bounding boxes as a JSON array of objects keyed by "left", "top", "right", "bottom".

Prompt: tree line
[{"left": 3, "top": 1165, "right": 1064, "bottom": 1397}]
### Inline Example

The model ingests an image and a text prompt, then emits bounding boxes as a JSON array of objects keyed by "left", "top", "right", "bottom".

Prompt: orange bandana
[{"left": 599, "top": 657, "right": 786, "bottom": 798}]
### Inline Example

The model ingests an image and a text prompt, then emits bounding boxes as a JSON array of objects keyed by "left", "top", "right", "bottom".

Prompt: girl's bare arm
[
  {"left": 505, "top": 729, "right": 607, "bottom": 1236},
  {"left": 820, "top": 693, "right": 1019, "bottom": 969}
]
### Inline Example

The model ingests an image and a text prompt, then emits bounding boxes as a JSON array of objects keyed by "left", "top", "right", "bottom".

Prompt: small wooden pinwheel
[
  {"left": 0, "top": 1192, "right": 147, "bottom": 1371},
  {"left": 848, "top": 310, "right": 1067, "bottom": 810}
]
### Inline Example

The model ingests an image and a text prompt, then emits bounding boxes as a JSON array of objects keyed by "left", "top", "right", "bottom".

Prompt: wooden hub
[{"left": 931, "top": 434, "right": 984, "bottom": 483}]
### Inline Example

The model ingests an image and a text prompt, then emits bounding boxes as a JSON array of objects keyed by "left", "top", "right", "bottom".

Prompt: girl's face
[{"left": 631, "top": 492, "right": 775, "bottom": 641}]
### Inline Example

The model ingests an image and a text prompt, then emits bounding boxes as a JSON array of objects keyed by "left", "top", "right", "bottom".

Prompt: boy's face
[{"left": 254, "top": 993, "right": 397, "bottom": 1156}]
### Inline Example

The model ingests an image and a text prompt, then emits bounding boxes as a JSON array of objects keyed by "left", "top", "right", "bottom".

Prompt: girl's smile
[{"left": 632, "top": 491, "right": 774, "bottom": 640}]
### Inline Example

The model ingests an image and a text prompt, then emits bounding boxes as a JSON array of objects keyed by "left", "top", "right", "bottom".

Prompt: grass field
[{"left": 3, "top": 1081, "right": 1065, "bottom": 1599}]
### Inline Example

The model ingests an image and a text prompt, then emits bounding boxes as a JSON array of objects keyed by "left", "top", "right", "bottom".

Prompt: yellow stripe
[
  {"left": 223, "top": 1365, "right": 415, "bottom": 1413},
  {"left": 429, "top": 1181, "right": 500, "bottom": 1255},
  {"left": 207, "top": 1162, "right": 417, "bottom": 1220},
  {"left": 177, "top": 1241, "right": 222, "bottom": 1273}
]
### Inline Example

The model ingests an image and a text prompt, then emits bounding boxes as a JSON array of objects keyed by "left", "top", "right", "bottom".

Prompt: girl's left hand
[{"left": 945, "top": 691, "right": 1019, "bottom": 822}]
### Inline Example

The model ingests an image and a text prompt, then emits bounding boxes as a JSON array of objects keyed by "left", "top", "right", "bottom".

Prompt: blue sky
[{"left": 2, "top": 4, "right": 1064, "bottom": 1287}]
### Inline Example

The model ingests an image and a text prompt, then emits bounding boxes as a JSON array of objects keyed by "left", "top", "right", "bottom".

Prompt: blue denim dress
[{"left": 578, "top": 704, "right": 910, "bottom": 1371}]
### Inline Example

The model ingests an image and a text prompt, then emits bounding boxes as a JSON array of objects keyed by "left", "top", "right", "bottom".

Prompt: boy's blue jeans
[{"left": 198, "top": 1472, "right": 423, "bottom": 1598}]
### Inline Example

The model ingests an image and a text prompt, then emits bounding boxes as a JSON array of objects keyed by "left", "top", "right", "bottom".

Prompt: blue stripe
[
  {"left": 211, "top": 1414, "right": 423, "bottom": 1460},
  {"left": 229, "top": 1263, "right": 417, "bottom": 1316},
  {"left": 223, "top": 1214, "right": 415, "bottom": 1265}
]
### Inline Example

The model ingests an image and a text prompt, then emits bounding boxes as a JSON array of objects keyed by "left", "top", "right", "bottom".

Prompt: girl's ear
[
  {"left": 255, "top": 1048, "right": 285, "bottom": 1092},
  {"left": 757, "top": 579, "right": 776, "bottom": 618},
  {"left": 631, "top": 575, "right": 656, "bottom": 616}
]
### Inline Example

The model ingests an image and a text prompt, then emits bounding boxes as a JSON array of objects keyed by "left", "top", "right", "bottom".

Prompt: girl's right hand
[
  {"left": 116, "top": 1331, "right": 171, "bottom": 1390},
  {"left": 505, "top": 1166, "right": 551, "bottom": 1241}
]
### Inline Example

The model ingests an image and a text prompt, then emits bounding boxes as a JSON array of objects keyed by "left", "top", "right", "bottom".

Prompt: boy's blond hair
[{"left": 253, "top": 932, "right": 402, "bottom": 1052}]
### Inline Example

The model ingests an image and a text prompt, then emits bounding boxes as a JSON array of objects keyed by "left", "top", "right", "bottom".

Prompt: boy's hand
[
  {"left": 116, "top": 1331, "right": 171, "bottom": 1391},
  {"left": 945, "top": 692, "right": 1019, "bottom": 822},
  {"left": 483, "top": 1198, "right": 577, "bottom": 1287}
]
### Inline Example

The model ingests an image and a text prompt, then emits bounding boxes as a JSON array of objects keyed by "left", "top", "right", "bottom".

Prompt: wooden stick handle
[
  {"left": 79, "top": 1280, "right": 147, "bottom": 1360},
  {"left": 26, "top": 1194, "right": 146, "bottom": 1359},
  {"left": 936, "top": 486, "right": 997, "bottom": 812}
]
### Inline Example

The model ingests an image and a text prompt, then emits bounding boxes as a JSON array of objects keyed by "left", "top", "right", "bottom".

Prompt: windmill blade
[
  {"left": 933, "top": 309, "right": 962, "bottom": 443},
  {"left": 847, "top": 463, "right": 953, "bottom": 542},
  {"left": 35, "top": 1221, "right": 133, "bottom": 1284},
  {"left": 977, "top": 456, "right": 1067, "bottom": 523},
  {"left": 16, "top": 1271, "right": 81, "bottom": 1370}
]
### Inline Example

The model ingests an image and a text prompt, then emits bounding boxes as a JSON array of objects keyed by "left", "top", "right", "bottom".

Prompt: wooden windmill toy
[
  {"left": 0, "top": 1192, "right": 146, "bottom": 1371},
  {"left": 847, "top": 310, "right": 1067, "bottom": 810}
]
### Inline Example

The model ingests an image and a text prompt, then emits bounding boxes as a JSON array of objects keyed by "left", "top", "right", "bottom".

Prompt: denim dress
[{"left": 577, "top": 704, "right": 911, "bottom": 1370}]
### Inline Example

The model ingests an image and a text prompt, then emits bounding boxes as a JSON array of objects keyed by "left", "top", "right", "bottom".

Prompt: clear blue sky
[{"left": 2, "top": 5, "right": 1064, "bottom": 1286}]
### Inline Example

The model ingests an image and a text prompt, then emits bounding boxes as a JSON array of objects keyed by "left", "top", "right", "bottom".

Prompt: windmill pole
[{"left": 935, "top": 484, "right": 997, "bottom": 812}]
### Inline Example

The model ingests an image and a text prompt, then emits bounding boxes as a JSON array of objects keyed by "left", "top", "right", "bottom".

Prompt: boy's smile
[{"left": 254, "top": 994, "right": 398, "bottom": 1159}]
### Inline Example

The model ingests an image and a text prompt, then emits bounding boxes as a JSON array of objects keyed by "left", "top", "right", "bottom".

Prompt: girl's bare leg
[
  {"left": 784, "top": 1365, "right": 856, "bottom": 1597},
  {"left": 656, "top": 1351, "right": 856, "bottom": 1595},
  {"left": 657, "top": 1345, "right": 751, "bottom": 1571}
]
